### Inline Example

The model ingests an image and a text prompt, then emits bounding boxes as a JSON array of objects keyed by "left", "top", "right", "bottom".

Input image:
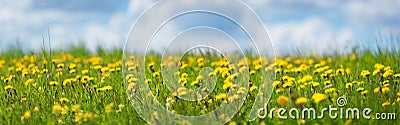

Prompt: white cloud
[{"left": 269, "top": 17, "right": 353, "bottom": 55}]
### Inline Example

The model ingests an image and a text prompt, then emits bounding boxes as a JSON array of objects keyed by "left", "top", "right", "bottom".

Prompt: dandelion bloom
[
  {"left": 105, "top": 103, "right": 114, "bottom": 113},
  {"left": 216, "top": 93, "right": 227, "bottom": 100},
  {"left": 52, "top": 104, "right": 63, "bottom": 114},
  {"left": 20, "top": 110, "right": 31, "bottom": 121},
  {"left": 382, "top": 100, "right": 390, "bottom": 107},
  {"left": 49, "top": 81, "right": 59, "bottom": 86},
  {"left": 381, "top": 87, "right": 390, "bottom": 94},
  {"left": 312, "top": 93, "right": 326, "bottom": 103},
  {"left": 361, "top": 90, "right": 368, "bottom": 96},
  {"left": 60, "top": 98, "right": 70, "bottom": 103},
  {"left": 295, "top": 97, "right": 308, "bottom": 105},
  {"left": 361, "top": 70, "right": 371, "bottom": 77},
  {"left": 25, "top": 79, "right": 34, "bottom": 86},
  {"left": 4, "top": 85, "right": 13, "bottom": 90},
  {"left": 277, "top": 95, "right": 289, "bottom": 106},
  {"left": 249, "top": 86, "right": 258, "bottom": 92}
]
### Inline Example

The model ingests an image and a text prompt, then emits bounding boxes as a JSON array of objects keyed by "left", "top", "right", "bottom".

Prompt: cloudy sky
[{"left": 0, "top": 0, "right": 399, "bottom": 55}]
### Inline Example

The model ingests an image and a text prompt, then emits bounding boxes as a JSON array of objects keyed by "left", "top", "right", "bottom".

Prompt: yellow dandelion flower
[
  {"left": 273, "top": 81, "right": 280, "bottom": 87},
  {"left": 20, "top": 98, "right": 27, "bottom": 102},
  {"left": 382, "top": 87, "right": 390, "bottom": 94},
  {"left": 383, "top": 70, "right": 393, "bottom": 78},
  {"left": 57, "top": 63, "right": 65, "bottom": 68},
  {"left": 153, "top": 71, "right": 160, "bottom": 77},
  {"left": 223, "top": 81, "right": 232, "bottom": 90},
  {"left": 60, "top": 98, "right": 70, "bottom": 103},
  {"left": 373, "top": 87, "right": 381, "bottom": 93},
  {"left": 295, "top": 97, "right": 308, "bottom": 105},
  {"left": 49, "top": 81, "right": 59, "bottom": 86},
  {"left": 250, "top": 86, "right": 258, "bottom": 92},
  {"left": 145, "top": 79, "right": 152, "bottom": 84},
  {"left": 105, "top": 103, "right": 114, "bottom": 113},
  {"left": 312, "top": 82, "right": 320, "bottom": 87},
  {"left": 20, "top": 110, "right": 31, "bottom": 121},
  {"left": 52, "top": 104, "right": 63, "bottom": 114},
  {"left": 382, "top": 100, "right": 390, "bottom": 107},
  {"left": 325, "top": 88, "right": 338, "bottom": 93},
  {"left": 25, "top": 79, "right": 34, "bottom": 86},
  {"left": 361, "top": 70, "right": 371, "bottom": 78},
  {"left": 275, "top": 88, "right": 284, "bottom": 93},
  {"left": 277, "top": 95, "right": 289, "bottom": 106},
  {"left": 82, "top": 69, "right": 89, "bottom": 75},
  {"left": 361, "top": 90, "right": 368, "bottom": 96},
  {"left": 4, "top": 85, "right": 13, "bottom": 90},
  {"left": 345, "top": 83, "right": 352, "bottom": 89},
  {"left": 216, "top": 93, "right": 227, "bottom": 100},
  {"left": 356, "top": 87, "right": 364, "bottom": 92},
  {"left": 63, "top": 79, "right": 72, "bottom": 86},
  {"left": 312, "top": 93, "right": 326, "bottom": 104},
  {"left": 72, "top": 104, "right": 80, "bottom": 113}
]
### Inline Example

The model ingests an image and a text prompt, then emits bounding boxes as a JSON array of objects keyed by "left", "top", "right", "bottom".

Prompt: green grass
[{"left": 0, "top": 45, "right": 399, "bottom": 124}]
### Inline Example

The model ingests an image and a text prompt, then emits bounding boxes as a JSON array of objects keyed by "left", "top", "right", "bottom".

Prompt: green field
[{"left": 0, "top": 45, "right": 399, "bottom": 124}]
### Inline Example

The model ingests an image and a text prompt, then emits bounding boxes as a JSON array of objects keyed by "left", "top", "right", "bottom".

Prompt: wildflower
[
  {"left": 361, "top": 90, "right": 368, "bottom": 96},
  {"left": 4, "top": 77, "right": 12, "bottom": 83},
  {"left": 72, "top": 104, "right": 80, "bottom": 113},
  {"left": 20, "top": 98, "right": 27, "bottom": 102},
  {"left": 57, "top": 63, "right": 65, "bottom": 68},
  {"left": 153, "top": 71, "right": 160, "bottom": 77},
  {"left": 356, "top": 87, "right": 364, "bottom": 92},
  {"left": 361, "top": 70, "right": 371, "bottom": 78},
  {"left": 105, "top": 103, "right": 114, "bottom": 113},
  {"left": 374, "top": 63, "right": 385, "bottom": 70},
  {"left": 277, "top": 95, "right": 289, "bottom": 106},
  {"left": 98, "top": 86, "right": 113, "bottom": 91},
  {"left": 216, "top": 93, "right": 227, "bottom": 100},
  {"left": 345, "top": 83, "right": 352, "bottom": 89},
  {"left": 298, "top": 75, "right": 313, "bottom": 83},
  {"left": 273, "top": 81, "right": 280, "bottom": 87},
  {"left": 383, "top": 70, "right": 393, "bottom": 78},
  {"left": 275, "top": 88, "right": 284, "bottom": 93},
  {"left": 312, "top": 82, "right": 320, "bottom": 87},
  {"left": 4, "top": 85, "right": 13, "bottom": 90},
  {"left": 63, "top": 79, "right": 72, "bottom": 85},
  {"left": 394, "top": 73, "right": 400, "bottom": 78},
  {"left": 223, "top": 81, "right": 232, "bottom": 90},
  {"left": 325, "top": 88, "right": 338, "bottom": 93},
  {"left": 283, "top": 82, "right": 293, "bottom": 88},
  {"left": 34, "top": 107, "right": 39, "bottom": 112},
  {"left": 52, "top": 104, "right": 63, "bottom": 114},
  {"left": 20, "top": 110, "right": 31, "bottom": 121},
  {"left": 60, "top": 98, "right": 70, "bottom": 103},
  {"left": 324, "top": 81, "right": 331, "bottom": 86},
  {"left": 382, "top": 100, "right": 390, "bottom": 107},
  {"left": 82, "top": 70, "right": 89, "bottom": 75},
  {"left": 228, "top": 94, "right": 239, "bottom": 102},
  {"left": 250, "top": 86, "right": 258, "bottom": 92},
  {"left": 336, "top": 69, "right": 345, "bottom": 75},
  {"left": 373, "top": 87, "right": 381, "bottom": 93},
  {"left": 295, "top": 97, "right": 308, "bottom": 105},
  {"left": 49, "top": 81, "right": 59, "bottom": 86},
  {"left": 145, "top": 79, "right": 152, "bottom": 84},
  {"left": 312, "top": 93, "right": 327, "bottom": 103},
  {"left": 381, "top": 87, "right": 390, "bottom": 94}
]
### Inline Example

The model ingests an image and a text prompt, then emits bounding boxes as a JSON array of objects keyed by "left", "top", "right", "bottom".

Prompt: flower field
[{"left": 0, "top": 47, "right": 399, "bottom": 124}]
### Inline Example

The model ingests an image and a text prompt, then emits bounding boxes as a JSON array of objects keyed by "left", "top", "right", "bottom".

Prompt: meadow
[{"left": 0, "top": 44, "right": 399, "bottom": 124}]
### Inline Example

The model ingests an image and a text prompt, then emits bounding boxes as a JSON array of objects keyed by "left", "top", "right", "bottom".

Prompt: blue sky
[{"left": 0, "top": 0, "right": 399, "bottom": 54}]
